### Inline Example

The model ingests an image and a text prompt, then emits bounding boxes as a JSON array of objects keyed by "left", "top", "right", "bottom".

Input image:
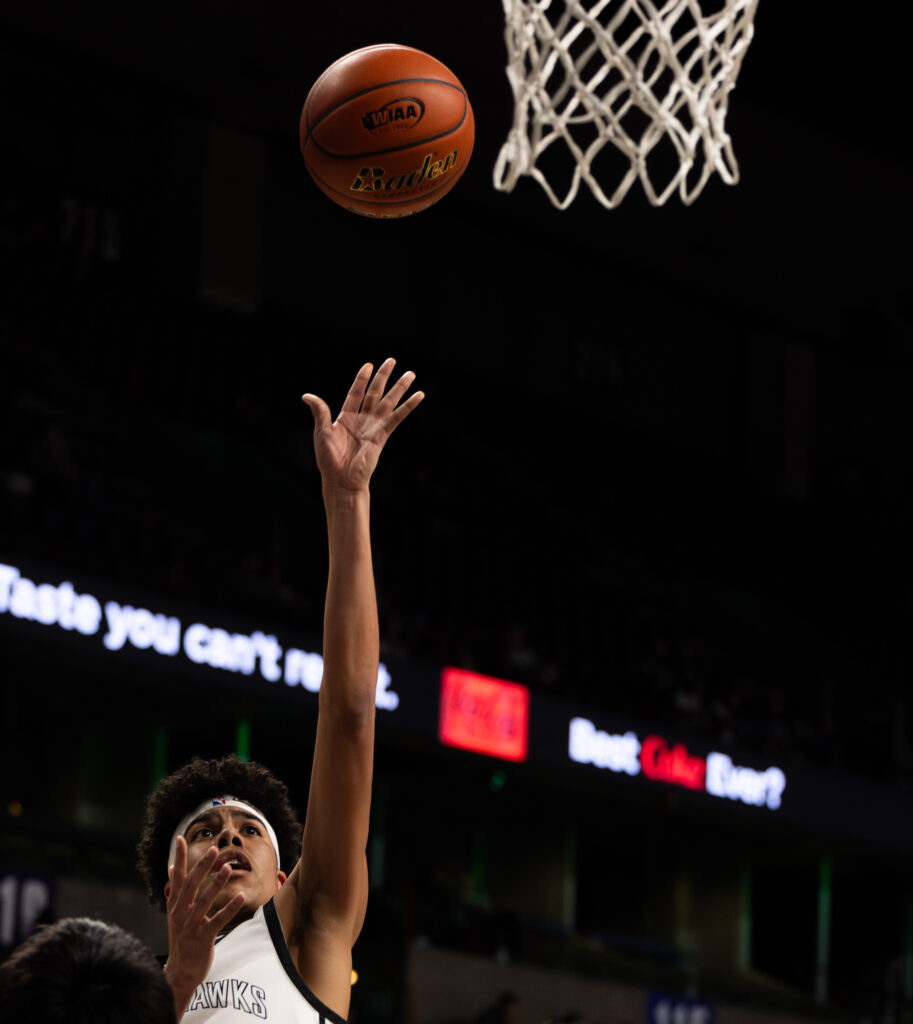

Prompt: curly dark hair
[{"left": 137, "top": 755, "right": 303, "bottom": 912}]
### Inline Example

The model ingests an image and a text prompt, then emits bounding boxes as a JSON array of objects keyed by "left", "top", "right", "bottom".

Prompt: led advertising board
[
  {"left": 530, "top": 696, "right": 913, "bottom": 854},
  {"left": 438, "top": 667, "right": 530, "bottom": 762},
  {"left": 0, "top": 559, "right": 400, "bottom": 711},
  {"left": 5, "top": 557, "right": 913, "bottom": 852},
  {"left": 568, "top": 716, "right": 787, "bottom": 811},
  {"left": 647, "top": 992, "right": 714, "bottom": 1024}
]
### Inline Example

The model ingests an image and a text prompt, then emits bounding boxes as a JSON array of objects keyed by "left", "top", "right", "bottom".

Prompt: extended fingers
[
  {"left": 166, "top": 836, "right": 193, "bottom": 909},
  {"left": 171, "top": 846, "right": 218, "bottom": 907},
  {"left": 375, "top": 368, "right": 417, "bottom": 417},
  {"left": 208, "top": 893, "right": 246, "bottom": 935},
  {"left": 171, "top": 859, "right": 233, "bottom": 931},
  {"left": 360, "top": 358, "right": 397, "bottom": 414},
  {"left": 382, "top": 388, "right": 425, "bottom": 433},
  {"left": 320, "top": 359, "right": 417, "bottom": 422},
  {"left": 169, "top": 835, "right": 189, "bottom": 891},
  {"left": 339, "top": 362, "right": 375, "bottom": 416},
  {"left": 189, "top": 862, "right": 234, "bottom": 922}
]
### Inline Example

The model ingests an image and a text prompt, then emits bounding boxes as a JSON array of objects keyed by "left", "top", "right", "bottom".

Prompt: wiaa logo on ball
[
  {"left": 350, "top": 150, "right": 459, "bottom": 195},
  {"left": 361, "top": 99, "right": 425, "bottom": 135}
]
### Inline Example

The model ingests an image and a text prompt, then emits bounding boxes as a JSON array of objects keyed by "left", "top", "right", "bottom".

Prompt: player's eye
[
  {"left": 190, "top": 827, "right": 213, "bottom": 840},
  {"left": 243, "top": 824, "right": 261, "bottom": 836}
]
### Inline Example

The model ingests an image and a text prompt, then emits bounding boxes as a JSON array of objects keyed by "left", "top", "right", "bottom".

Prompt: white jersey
[{"left": 184, "top": 898, "right": 347, "bottom": 1024}]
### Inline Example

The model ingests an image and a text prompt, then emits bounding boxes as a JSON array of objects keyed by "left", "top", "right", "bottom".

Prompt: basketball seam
[
  {"left": 306, "top": 77, "right": 467, "bottom": 138},
  {"left": 309, "top": 44, "right": 430, "bottom": 92},
  {"left": 306, "top": 100, "right": 470, "bottom": 160}
]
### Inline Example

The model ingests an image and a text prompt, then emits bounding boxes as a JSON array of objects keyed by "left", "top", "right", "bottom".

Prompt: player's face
[{"left": 178, "top": 807, "right": 287, "bottom": 919}]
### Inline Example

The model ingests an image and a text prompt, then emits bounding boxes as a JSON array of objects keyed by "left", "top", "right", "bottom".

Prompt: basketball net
[{"left": 494, "top": 0, "right": 760, "bottom": 208}]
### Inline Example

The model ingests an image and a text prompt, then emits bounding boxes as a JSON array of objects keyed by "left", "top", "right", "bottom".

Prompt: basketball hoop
[{"left": 494, "top": 0, "right": 760, "bottom": 209}]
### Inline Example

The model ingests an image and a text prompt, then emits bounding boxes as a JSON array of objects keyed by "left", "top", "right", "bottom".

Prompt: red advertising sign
[
  {"left": 640, "top": 735, "right": 706, "bottom": 791},
  {"left": 439, "top": 668, "right": 530, "bottom": 762}
]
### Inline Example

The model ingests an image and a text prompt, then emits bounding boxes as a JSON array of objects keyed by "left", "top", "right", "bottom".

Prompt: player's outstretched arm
[{"left": 278, "top": 359, "right": 423, "bottom": 1016}]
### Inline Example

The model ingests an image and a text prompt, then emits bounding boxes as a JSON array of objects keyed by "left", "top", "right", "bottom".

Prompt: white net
[{"left": 494, "top": 0, "right": 760, "bottom": 209}]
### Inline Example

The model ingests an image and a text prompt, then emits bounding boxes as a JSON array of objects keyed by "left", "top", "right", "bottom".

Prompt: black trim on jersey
[{"left": 264, "top": 898, "right": 348, "bottom": 1024}]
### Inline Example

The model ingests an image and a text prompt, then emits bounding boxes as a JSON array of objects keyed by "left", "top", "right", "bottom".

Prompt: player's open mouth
[{"left": 214, "top": 853, "right": 251, "bottom": 874}]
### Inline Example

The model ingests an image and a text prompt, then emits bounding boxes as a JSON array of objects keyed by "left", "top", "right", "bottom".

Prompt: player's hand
[
  {"left": 301, "top": 358, "right": 424, "bottom": 494},
  {"left": 163, "top": 838, "right": 245, "bottom": 1019}
]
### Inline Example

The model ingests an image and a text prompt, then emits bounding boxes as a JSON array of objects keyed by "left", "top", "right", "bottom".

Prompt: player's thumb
[{"left": 301, "top": 394, "right": 331, "bottom": 430}]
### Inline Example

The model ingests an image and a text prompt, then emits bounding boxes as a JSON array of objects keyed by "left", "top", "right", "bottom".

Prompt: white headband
[{"left": 168, "top": 796, "right": 281, "bottom": 870}]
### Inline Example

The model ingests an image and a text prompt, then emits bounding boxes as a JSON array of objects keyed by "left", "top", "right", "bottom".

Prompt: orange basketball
[{"left": 300, "top": 44, "right": 474, "bottom": 218}]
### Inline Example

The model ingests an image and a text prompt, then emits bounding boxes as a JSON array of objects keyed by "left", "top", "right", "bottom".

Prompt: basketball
[{"left": 300, "top": 44, "right": 474, "bottom": 218}]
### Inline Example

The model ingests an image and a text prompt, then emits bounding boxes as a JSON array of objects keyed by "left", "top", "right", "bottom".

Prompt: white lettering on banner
[
  {"left": 375, "top": 663, "right": 399, "bottom": 710},
  {"left": 650, "top": 996, "right": 713, "bottom": 1024},
  {"left": 0, "top": 562, "right": 400, "bottom": 710},
  {"left": 183, "top": 624, "right": 282, "bottom": 680},
  {"left": 284, "top": 648, "right": 324, "bottom": 691},
  {"left": 0, "top": 563, "right": 101, "bottom": 636},
  {"left": 568, "top": 714, "right": 787, "bottom": 813},
  {"left": 284, "top": 648, "right": 400, "bottom": 709},
  {"left": 103, "top": 602, "right": 181, "bottom": 655},
  {"left": 706, "top": 753, "right": 786, "bottom": 809},
  {"left": 568, "top": 717, "right": 641, "bottom": 775}
]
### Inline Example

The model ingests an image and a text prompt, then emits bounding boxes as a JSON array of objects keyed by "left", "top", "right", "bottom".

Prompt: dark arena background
[{"left": 1, "top": 2, "right": 912, "bottom": 1023}]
